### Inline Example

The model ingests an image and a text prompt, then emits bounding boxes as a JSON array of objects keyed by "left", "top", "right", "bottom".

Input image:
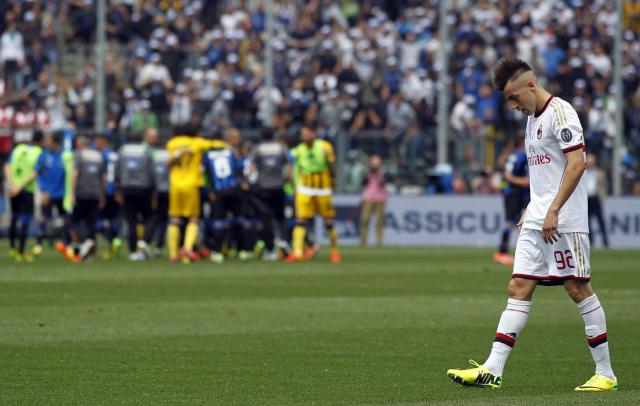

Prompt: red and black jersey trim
[
  {"left": 512, "top": 274, "right": 591, "bottom": 286},
  {"left": 494, "top": 333, "right": 516, "bottom": 347},
  {"left": 561, "top": 143, "right": 585, "bottom": 153},
  {"left": 534, "top": 96, "right": 554, "bottom": 118},
  {"left": 588, "top": 332, "right": 608, "bottom": 348}
]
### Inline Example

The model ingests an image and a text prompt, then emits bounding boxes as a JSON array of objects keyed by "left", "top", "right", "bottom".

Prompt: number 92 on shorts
[{"left": 513, "top": 228, "right": 591, "bottom": 285}]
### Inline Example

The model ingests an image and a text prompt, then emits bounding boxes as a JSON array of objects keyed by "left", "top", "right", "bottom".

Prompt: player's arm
[
  {"left": 205, "top": 139, "right": 228, "bottom": 150},
  {"left": 503, "top": 171, "right": 529, "bottom": 188},
  {"left": 71, "top": 167, "right": 79, "bottom": 204},
  {"left": 542, "top": 149, "right": 585, "bottom": 244}
]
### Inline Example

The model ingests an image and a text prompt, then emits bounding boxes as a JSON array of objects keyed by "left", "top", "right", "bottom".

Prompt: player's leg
[
  {"left": 79, "top": 200, "right": 99, "bottom": 261},
  {"left": 137, "top": 189, "right": 154, "bottom": 258},
  {"left": 180, "top": 188, "right": 201, "bottom": 262},
  {"left": 17, "top": 192, "right": 35, "bottom": 261},
  {"left": 8, "top": 195, "right": 19, "bottom": 256},
  {"left": 495, "top": 193, "right": 518, "bottom": 265},
  {"left": 35, "top": 197, "right": 52, "bottom": 252},
  {"left": 167, "top": 188, "right": 184, "bottom": 262},
  {"left": 288, "top": 192, "right": 313, "bottom": 261},
  {"left": 559, "top": 232, "right": 616, "bottom": 391},
  {"left": 155, "top": 192, "right": 169, "bottom": 254},
  {"left": 122, "top": 190, "right": 139, "bottom": 255},
  {"left": 319, "top": 195, "right": 340, "bottom": 263},
  {"left": 448, "top": 228, "right": 544, "bottom": 388}
]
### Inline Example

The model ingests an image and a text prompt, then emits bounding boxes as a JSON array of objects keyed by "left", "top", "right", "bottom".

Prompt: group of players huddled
[{"left": 4, "top": 121, "right": 342, "bottom": 265}]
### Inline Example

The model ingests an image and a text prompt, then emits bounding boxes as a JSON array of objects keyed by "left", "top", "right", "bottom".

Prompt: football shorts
[
  {"left": 295, "top": 193, "right": 336, "bottom": 219},
  {"left": 513, "top": 227, "right": 590, "bottom": 285},
  {"left": 169, "top": 187, "right": 201, "bottom": 218}
]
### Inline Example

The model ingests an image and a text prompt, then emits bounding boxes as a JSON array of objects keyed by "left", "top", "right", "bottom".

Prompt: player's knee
[
  {"left": 508, "top": 278, "right": 535, "bottom": 301},
  {"left": 564, "top": 281, "right": 593, "bottom": 303}
]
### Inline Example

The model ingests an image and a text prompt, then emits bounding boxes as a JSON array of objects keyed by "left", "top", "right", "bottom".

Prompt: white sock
[
  {"left": 483, "top": 298, "right": 531, "bottom": 376},
  {"left": 577, "top": 294, "right": 615, "bottom": 380}
]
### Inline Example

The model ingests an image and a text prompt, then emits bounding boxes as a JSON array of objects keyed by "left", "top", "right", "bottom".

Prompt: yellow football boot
[
  {"left": 575, "top": 374, "right": 618, "bottom": 392},
  {"left": 447, "top": 360, "right": 502, "bottom": 389}
]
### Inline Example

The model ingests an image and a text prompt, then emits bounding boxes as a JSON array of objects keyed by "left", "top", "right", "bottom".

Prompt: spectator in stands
[
  {"left": 0, "top": 17, "right": 25, "bottom": 93},
  {"left": 385, "top": 91, "right": 417, "bottom": 171},
  {"left": 131, "top": 100, "right": 159, "bottom": 134},
  {"left": 169, "top": 83, "right": 192, "bottom": 127}
]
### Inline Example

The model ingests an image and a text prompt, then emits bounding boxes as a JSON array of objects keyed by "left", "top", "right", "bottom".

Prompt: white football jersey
[{"left": 522, "top": 96, "right": 589, "bottom": 233}]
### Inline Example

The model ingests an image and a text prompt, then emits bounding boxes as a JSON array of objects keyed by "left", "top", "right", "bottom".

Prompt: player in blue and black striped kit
[
  {"left": 202, "top": 129, "right": 253, "bottom": 263},
  {"left": 494, "top": 136, "right": 529, "bottom": 266}
]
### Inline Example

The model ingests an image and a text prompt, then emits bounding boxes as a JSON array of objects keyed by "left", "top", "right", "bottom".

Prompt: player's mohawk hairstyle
[{"left": 492, "top": 58, "right": 532, "bottom": 91}]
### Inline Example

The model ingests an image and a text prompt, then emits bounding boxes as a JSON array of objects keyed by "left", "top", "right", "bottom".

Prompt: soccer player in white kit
[{"left": 447, "top": 58, "right": 617, "bottom": 391}]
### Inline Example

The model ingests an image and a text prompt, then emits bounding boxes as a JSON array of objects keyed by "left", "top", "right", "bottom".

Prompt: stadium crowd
[{"left": 1, "top": 0, "right": 640, "bottom": 194}]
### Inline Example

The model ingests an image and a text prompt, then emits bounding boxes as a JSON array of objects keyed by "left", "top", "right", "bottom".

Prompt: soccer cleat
[
  {"left": 137, "top": 240, "right": 151, "bottom": 260},
  {"left": 262, "top": 251, "right": 279, "bottom": 262},
  {"left": 303, "top": 243, "right": 320, "bottom": 260},
  {"left": 21, "top": 253, "right": 35, "bottom": 263},
  {"left": 493, "top": 252, "right": 514, "bottom": 266},
  {"left": 238, "top": 250, "right": 253, "bottom": 261},
  {"left": 254, "top": 240, "right": 265, "bottom": 257},
  {"left": 330, "top": 249, "right": 342, "bottom": 264},
  {"left": 8, "top": 248, "right": 18, "bottom": 259},
  {"left": 31, "top": 244, "right": 43, "bottom": 256},
  {"left": 447, "top": 360, "right": 502, "bottom": 389},
  {"left": 111, "top": 238, "right": 123, "bottom": 257},
  {"left": 210, "top": 252, "right": 225, "bottom": 264},
  {"left": 285, "top": 253, "right": 305, "bottom": 263},
  {"left": 575, "top": 375, "right": 618, "bottom": 392},
  {"left": 128, "top": 252, "right": 146, "bottom": 261}
]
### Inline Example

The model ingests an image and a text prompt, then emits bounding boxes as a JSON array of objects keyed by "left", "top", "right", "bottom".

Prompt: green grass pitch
[{"left": 0, "top": 245, "right": 638, "bottom": 405}]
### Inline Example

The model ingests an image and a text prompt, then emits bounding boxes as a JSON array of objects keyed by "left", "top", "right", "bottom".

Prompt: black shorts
[
  {"left": 211, "top": 189, "right": 244, "bottom": 220},
  {"left": 251, "top": 188, "right": 285, "bottom": 221},
  {"left": 42, "top": 197, "right": 67, "bottom": 218},
  {"left": 72, "top": 198, "right": 100, "bottom": 224},
  {"left": 100, "top": 195, "right": 121, "bottom": 220},
  {"left": 123, "top": 188, "right": 153, "bottom": 220},
  {"left": 504, "top": 192, "right": 529, "bottom": 224},
  {"left": 10, "top": 191, "right": 34, "bottom": 216}
]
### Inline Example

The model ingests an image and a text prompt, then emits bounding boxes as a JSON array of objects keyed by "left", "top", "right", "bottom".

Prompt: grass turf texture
[{"left": 0, "top": 246, "right": 638, "bottom": 405}]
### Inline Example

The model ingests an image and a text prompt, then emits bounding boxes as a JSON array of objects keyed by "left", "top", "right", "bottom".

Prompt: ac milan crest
[{"left": 537, "top": 125, "right": 543, "bottom": 139}]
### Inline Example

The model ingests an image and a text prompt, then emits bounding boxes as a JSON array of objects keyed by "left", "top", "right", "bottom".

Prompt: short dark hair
[
  {"left": 32, "top": 130, "right": 44, "bottom": 144},
  {"left": 492, "top": 58, "right": 532, "bottom": 91},
  {"left": 260, "top": 127, "right": 274, "bottom": 141}
]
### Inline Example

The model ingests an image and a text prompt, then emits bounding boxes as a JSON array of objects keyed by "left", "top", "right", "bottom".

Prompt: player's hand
[
  {"left": 9, "top": 186, "right": 20, "bottom": 197},
  {"left": 115, "top": 190, "right": 124, "bottom": 205},
  {"left": 209, "top": 192, "right": 216, "bottom": 203},
  {"left": 41, "top": 192, "right": 50, "bottom": 206},
  {"left": 99, "top": 196, "right": 106, "bottom": 210},
  {"left": 542, "top": 209, "right": 561, "bottom": 244}
]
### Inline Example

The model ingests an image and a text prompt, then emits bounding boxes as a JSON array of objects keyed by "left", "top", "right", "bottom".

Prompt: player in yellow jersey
[
  {"left": 286, "top": 122, "right": 342, "bottom": 263},
  {"left": 166, "top": 125, "right": 227, "bottom": 263}
]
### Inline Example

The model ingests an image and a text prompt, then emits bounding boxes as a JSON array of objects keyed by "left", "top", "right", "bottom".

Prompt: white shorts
[{"left": 513, "top": 228, "right": 591, "bottom": 285}]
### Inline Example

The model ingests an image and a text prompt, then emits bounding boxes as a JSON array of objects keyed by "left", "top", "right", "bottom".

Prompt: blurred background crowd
[{"left": 1, "top": 0, "right": 640, "bottom": 196}]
